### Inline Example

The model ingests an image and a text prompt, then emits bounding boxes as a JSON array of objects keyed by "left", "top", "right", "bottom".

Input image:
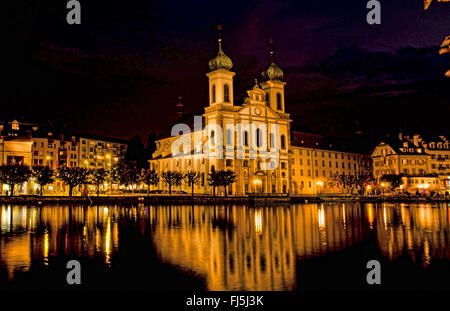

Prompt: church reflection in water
[
  {"left": 150, "top": 204, "right": 370, "bottom": 290},
  {"left": 0, "top": 202, "right": 449, "bottom": 290}
]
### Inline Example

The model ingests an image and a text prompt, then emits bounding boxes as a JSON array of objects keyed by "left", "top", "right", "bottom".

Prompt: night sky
[{"left": 5, "top": 0, "right": 450, "bottom": 144}]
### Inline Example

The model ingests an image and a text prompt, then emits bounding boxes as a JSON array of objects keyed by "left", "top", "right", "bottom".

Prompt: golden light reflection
[
  {"left": 376, "top": 203, "right": 450, "bottom": 266},
  {"left": 342, "top": 204, "right": 346, "bottom": 227},
  {"left": 318, "top": 205, "right": 325, "bottom": 229},
  {"left": 105, "top": 217, "right": 111, "bottom": 265},
  {"left": 1, "top": 203, "right": 449, "bottom": 288},
  {"left": 44, "top": 228, "right": 49, "bottom": 266},
  {"left": 254, "top": 210, "right": 263, "bottom": 235},
  {"left": 367, "top": 204, "right": 375, "bottom": 229}
]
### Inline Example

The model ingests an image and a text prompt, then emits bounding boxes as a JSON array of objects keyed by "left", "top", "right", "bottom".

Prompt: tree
[
  {"left": 126, "top": 136, "right": 148, "bottom": 170},
  {"left": 140, "top": 168, "right": 159, "bottom": 195},
  {"left": 380, "top": 174, "right": 403, "bottom": 192},
  {"left": 220, "top": 170, "right": 237, "bottom": 196},
  {"left": 114, "top": 159, "right": 140, "bottom": 193},
  {"left": 184, "top": 171, "right": 201, "bottom": 196},
  {"left": 32, "top": 166, "right": 54, "bottom": 196},
  {"left": 57, "top": 167, "right": 90, "bottom": 196},
  {"left": 333, "top": 174, "right": 358, "bottom": 194},
  {"left": 161, "top": 171, "right": 183, "bottom": 195},
  {"left": 355, "top": 173, "right": 375, "bottom": 194},
  {"left": 208, "top": 170, "right": 237, "bottom": 196},
  {"left": 145, "top": 131, "right": 158, "bottom": 160},
  {"left": 208, "top": 170, "right": 220, "bottom": 197},
  {"left": 91, "top": 168, "right": 108, "bottom": 197},
  {"left": 0, "top": 164, "right": 32, "bottom": 196}
]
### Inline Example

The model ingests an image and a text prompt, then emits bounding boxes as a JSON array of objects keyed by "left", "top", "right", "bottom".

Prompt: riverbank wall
[{"left": 0, "top": 195, "right": 448, "bottom": 205}]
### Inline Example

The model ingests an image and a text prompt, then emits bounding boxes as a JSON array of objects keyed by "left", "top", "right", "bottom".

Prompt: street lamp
[
  {"left": 316, "top": 180, "right": 323, "bottom": 196},
  {"left": 253, "top": 178, "right": 261, "bottom": 194}
]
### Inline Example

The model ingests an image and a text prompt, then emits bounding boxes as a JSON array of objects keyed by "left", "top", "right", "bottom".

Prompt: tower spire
[
  {"left": 217, "top": 24, "right": 222, "bottom": 45},
  {"left": 176, "top": 94, "right": 184, "bottom": 119},
  {"left": 261, "top": 39, "right": 284, "bottom": 81},
  {"left": 208, "top": 25, "right": 233, "bottom": 71},
  {"left": 268, "top": 38, "right": 274, "bottom": 63}
]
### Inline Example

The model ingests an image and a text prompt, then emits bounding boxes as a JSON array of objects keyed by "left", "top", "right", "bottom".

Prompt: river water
[{"left": 0, "top": 202, "right": 449, "bottom": 290}]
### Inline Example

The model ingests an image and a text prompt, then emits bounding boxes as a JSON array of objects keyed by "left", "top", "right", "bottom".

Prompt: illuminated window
[
  {"left": 244, "top": 131, "right": 249, "bottom": 147},
  {"left": 212, "top": 85, "right": 216, "bottom": 103},
  {"left": 12, "top": 120, "right": 19, "bottom": 130}
]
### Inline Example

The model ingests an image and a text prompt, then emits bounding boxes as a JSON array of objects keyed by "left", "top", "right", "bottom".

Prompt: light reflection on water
[{"left": 0, "top": 202, "right": 449, "bottom": 290}]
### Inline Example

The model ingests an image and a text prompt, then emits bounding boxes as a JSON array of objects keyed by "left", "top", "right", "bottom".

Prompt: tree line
[{"left": 0, "top": 161, "right": 237, "bottom": 197}]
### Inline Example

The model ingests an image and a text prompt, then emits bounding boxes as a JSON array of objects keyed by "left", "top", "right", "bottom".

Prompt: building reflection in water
[
  {"left": 376, "top": 203, "right": 450, "bottom": 268},
  {"left": 150, "top": 203, "right": 369, "bottom": 290},
  {"left": 0, "top": 205, "right": 120, "bottom": 280},
  {"left": 0, "top": 202, "right": 449, "bottom": 289}
]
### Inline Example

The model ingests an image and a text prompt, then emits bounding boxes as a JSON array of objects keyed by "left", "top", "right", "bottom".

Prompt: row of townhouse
[
  {"left": 0, "top": 120, "right": 128, "bottom": 194},
  {"left": 371, "top": 133, "right": 450, "bottom": 193}
]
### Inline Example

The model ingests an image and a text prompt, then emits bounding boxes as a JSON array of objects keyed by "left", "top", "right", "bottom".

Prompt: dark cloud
[{"left": 5, "top": 0, "right": 450, "bottom": 142}]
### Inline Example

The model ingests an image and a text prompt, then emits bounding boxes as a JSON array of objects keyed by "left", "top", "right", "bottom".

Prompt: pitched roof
[{"left": 291, "top": 131, "right": 369, "bottom": 154}]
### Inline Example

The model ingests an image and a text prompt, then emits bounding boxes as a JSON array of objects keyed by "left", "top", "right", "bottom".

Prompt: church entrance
[{"left": 253, "top": 171, "right": 266, "bottom": 194}]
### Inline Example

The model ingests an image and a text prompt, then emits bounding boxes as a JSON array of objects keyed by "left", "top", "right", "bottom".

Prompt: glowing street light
[
  {"left": 315, "top": 180, "right": 324, "bottom": 196},
  {"left": 253, "top": 179, "right": 261, "bottom": 194}
]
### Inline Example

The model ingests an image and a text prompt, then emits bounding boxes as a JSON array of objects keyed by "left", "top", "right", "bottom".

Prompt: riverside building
[
  {"left": 371, "top": 133, "right": 450, "bottom": 193},
  {"left": 150, "top": 35, "right": 372, "bottom": 196}
]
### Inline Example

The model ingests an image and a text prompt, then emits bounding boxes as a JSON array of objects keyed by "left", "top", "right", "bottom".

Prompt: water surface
[{"left": 0, "top": 202, "right": 449, "bottom": 290}]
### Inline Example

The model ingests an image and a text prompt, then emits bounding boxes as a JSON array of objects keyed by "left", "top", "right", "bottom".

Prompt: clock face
[{"left": 254, "top": 108, "right": 261, "bottom": 116}]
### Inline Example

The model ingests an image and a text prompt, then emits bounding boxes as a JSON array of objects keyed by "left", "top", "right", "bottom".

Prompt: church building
[{"left": 150, "top": 34, "right": 371, "bottom": 196}]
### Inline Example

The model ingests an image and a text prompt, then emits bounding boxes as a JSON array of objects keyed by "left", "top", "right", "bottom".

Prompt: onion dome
[
  {"left": 261, "top": 50, "right": 284, "bottom": 81},
  {"left": 208, "top": 38, "right": 233, "bottom": 71}
]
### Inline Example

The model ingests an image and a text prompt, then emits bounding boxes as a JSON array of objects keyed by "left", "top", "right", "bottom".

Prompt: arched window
[
  {"left": 210, "top": 130, "right": 215, "bottom": 146},
  {"left": 276, "top": 93, "right": 282, "bottom": 110},
  {"left": 212, "top": 85, "right": 216, "bottom": 103},
  {"left": 281, "top": 134, "right": 286, "bottom": 150},
  {"left": 256, "top": 129, "right": 261, "bottom": 147},
  {"left": 224, "top": 84, "right": 230, "bottom": 102},
  {"left": 226, "top": 129, "right": 232, "bottom": 146},
  {"left": 12, "top": 120, "right": 19, "bottom": 130},
  {"left": 244, "top": 131, "right": 249, "bottom": 147},
  {"left": 270, "top": 133, "right": 275, "bottom": 149}
]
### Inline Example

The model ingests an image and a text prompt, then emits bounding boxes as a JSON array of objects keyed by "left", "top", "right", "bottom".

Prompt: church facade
[{"left": 150, "top": 36, "right": 371, "bottom": 196}]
